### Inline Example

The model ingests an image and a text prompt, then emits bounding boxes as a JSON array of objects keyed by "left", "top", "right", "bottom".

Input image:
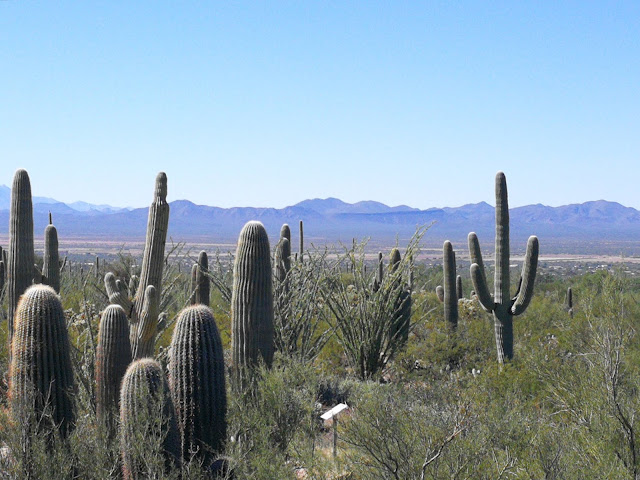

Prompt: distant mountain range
[{"left": 1, "top": 187, "right": 640, "bottom": 253}]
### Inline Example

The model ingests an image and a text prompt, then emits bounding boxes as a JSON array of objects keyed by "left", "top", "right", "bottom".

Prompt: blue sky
[{"left": 1, "top": 2, "right": 638, "bottom": 209}]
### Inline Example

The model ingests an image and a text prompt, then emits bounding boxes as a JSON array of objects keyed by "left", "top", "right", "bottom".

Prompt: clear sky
[{"left": 1, "top": 2, "right": 638, "bottom": 209}]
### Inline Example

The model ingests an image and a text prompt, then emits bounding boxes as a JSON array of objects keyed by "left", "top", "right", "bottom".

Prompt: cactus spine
[
  {"left": 469, "top": 172, "right": 539, "bottom": 363},
  {"left": 169, "top": 305, "right": 227, "bottom": 464},
  {"left": 231, "top": 221, "right": 274, "bottom": 386},
  {"left": 7, "top": 169, "right": 35, "bottom": 345},
  {"left": 10, "top": 284, "right": 75, "bottom": 438},
  {"left": 96, "top": 305, "right": 132, "bottom": 432},
  {"left": 120, "top": 359, "right": 181, "bottom": 479},
  {"left": 436, "top": 241, "right": 458, "bottom": 329},
  {"left": 43, "top": 218, "right": 60, "bottom": 293}
]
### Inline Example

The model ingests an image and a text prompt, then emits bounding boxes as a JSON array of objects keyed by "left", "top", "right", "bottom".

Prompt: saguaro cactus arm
[
  {"left": 134, "top": 285, "right": 159, "bottom": 359},
  {"left": 470, "top": 264, "right": 495, "bottom": 312},
  {"left": 105, "top": 272, "right": 133, "bottom": 314},
  {"left": 511, "top": 235, "right": 539, "bottom": 316}
]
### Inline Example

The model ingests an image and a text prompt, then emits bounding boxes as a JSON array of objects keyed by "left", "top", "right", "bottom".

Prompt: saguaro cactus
[
  {"left": 120, "top": 359, "right": 181, "bottom": 479},
  {"left": 456, "top": 275, "right": 463, "bottom": 300},
  {"left": 8, "top": 168, "right": 35, "bottom": 344},
  {"left": 436, "top": 241, "right": 458, "bottom": 329},
  {"left": 195, "top": 251, "right": 210, "bottom": 307},
  {"left": 43, "top": 219, "right": 60, "bottom": 293},
  {"left": 10, "top": 284, "right": 75, "bottom": 438},
  {"left": 274, "top": 224, "right": 292, "bottom": 284},
  {"left": 169, "top": 305, "right": 227, "bottom": 464},
  {"left": 231, "top": 221, "right": 274, "bottom": 385},
  {"left": 389, "top": 248, "right": 411, "bottom": 345},
  {"left": 104, "top": 173, "right": 169, "bottom": 358},
  {"left": 372, "top": 252, "right": 383, "bottom": 293},
  {"left": 468, "top": 172, "right": 539, "bottom": 363},
  {"left": 96, "top": 305, "right": 132, "bottom": 431},
  {"left": 567, "top": 287, "right": 573, "bottom": 318}
]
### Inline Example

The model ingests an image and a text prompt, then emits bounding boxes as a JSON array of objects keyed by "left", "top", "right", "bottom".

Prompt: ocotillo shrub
[
  {"left": 169, "top": 305, "right": 227, "bottom": 464},
  {"left": 232, "top": 221, "right": 274, "bottom": 386},
  {"left": 96, "top": 304, "right": 132, "bottom": 432},
  {"left": 9, "top": 284, "right": 75, "bottom": 438},
  {"left": 120, "top": 358, "right": 181, "bottom": 479}
]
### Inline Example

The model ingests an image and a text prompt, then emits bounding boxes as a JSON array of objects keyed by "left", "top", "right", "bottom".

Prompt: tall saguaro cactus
[
  {"left": 10, "top": 284, "right": 75, "bottom": 438},
  {"left": 169, "top": 305, "right": 227, "bottom": 464},
  {"left": 7, "top": 168, "right": 35, "bottom": 345},
  {"left": 96, "top": 305, "right": 132, "bottom": 432},
  {"left": 104, "top": 172, "right": 169, "bottom": 359},
  {"left": 468, "top": 172, "right": 539, "bottom": 363},
  {"left": 231, "top": 221, "right": 274, "bottom": 386},
  {"left": 436, "top": 241, "right": 458, "bottom": 329},
  {"left": 43, "top": 218, "right": 60, "bottom": 293}
]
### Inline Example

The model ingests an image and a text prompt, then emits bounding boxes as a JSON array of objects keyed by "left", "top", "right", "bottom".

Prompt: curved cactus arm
[
  {"left": 134, "top": 285, "right": 159, "bottom": 359},
  {"left": 435, "top": 285, "right": 444, "bottom": 302},
  {"left": 510, "top": 236, "right": 539, "bottom": 316},
  {"left": 468, "top": 232, "right": 487, "bottom": 287},
  {"left": 470, "top": 263, "right": 495, "bottom": 313},
  {"left": 105, "top": 272, "right": 133, "bottom": 314}
]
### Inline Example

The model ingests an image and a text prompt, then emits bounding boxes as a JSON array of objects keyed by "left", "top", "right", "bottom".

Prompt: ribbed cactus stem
[
  {"left": 43, "top": 223, "right": 60, "bottom": 293},
  {"left": 443, "top": 241, "right": 458, "bottom": 329},
  {"left": 468, "top": 172, "right": 539, "bottom": 363},
  {"left": 232, "top": 221, "right": 274, "bottom": 386},
  {"left": 299, "top": 220, "right": 304, "bottom": 263},
  {"left": 389, "top": 248, "right": 410, "bottom": 345},
  {"left": 8, "top": 169, "right": 35, "bottom": 345},
  {"left": 169, "top": 305, "right": 227, "bottom": 464},
  {"left": 195, "top": 250, "right": 210, "bottom": 307},
  {"left": 456, "top": 275, "right": 463, "bottom": 300},
  {"left": 120, "top": 359, "right": 180, "bottom": 479},
  {"left": 133, "top": 285, "right": 159, "bottom": 359},
  {"left": 10, "top": 284, "right": 75, "bottom": 438},
  {"left": 274, "top": 237, "right": 291, "bottom": 283},
  {"left": 96, "top": 305, "right": 132, "bottom": 432},
  {"left": 105, "top": 272, "right": 133, "bottom": 314},
  {"left": 132, "top": 172, "right": 169, "bottom": 342}
]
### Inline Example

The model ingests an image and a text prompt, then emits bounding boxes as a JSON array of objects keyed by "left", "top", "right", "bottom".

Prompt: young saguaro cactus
[
  {"left": 169, "top": 305, "right": 227, "bottom": 464},
  {"left": 436, "top": 241, "right": 458, "bottom": 329},
  {"left": 274, "top": 224, "right": 292, "bottom": 284},
  {"left": 468, "top": 172, "right": 539, "bottom": 363},
  {"left": 567, "top": 286, "right": 574, "bottom": 318},
  {"left": 43, "top": 218, "right": 60, "bottom": 293},
  {"left": 120, "top": 359, "right": 181, "bottom": 479},
  {"left": 195, "top": 250, "right": 210, "bottom": 307},
  {"left": 10, "top": 284, "right": 75, "bottom": 438},
  {"left": 7, "top": 168, "right": 35, "bottom": 345},
  {"left": 231, "top": 221, "right": 274, "bottom": 386},
  {"left": 96, "top": 305, "right": 132, "bottom": 431}
]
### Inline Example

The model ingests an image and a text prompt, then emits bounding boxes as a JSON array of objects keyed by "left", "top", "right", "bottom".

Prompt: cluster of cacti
[
  {"left": 436, "top": 240, "right": 459, "bottom": 329},
  {"left": 468, "top": 172, "right": 539, "bottom": 363},
  {"left": 169, "top": 305, "right": 227, "bottom": 465},
  {"left": 190, "top": 250, "right": 210, "bottom": 306},
  {"left": 104, "top": 172, "right": 170, "bottom": 359},
  {"left": 42, "top": 216, "right": 61, "bottom": 293},
  {"left": 274, "top": 224, "right": 292, "bottom": 283},
  {"left": 120, "top": 359, "right": 181, "bottom": 479},
  {"left": 231, "top": 221, "right": 274, "bottom": 387},
  {"left": 7, "top": 168, "right": 35, "bottom": 345},
  {"left": 96, "top": 305, "right": 132, "bottom": 432},
  {"left": 9, "top": 284, "right": 75, "bottom": 438}
]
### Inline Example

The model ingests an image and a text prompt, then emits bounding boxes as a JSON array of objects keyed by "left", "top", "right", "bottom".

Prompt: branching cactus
[
  {"left": 231, "top": 221, "right": 274, "bottom": 386},
  {"left": 10, "top": 284, "right": 75, "bottom": 438},
  {"left": 468, "top": 172, "right": 539, "bottom": 363},
  {"left": 7, "top": 168, "right": 35, "bottom": 345},
  {"left": 43, "top": 219, "right": 60, "bottom": 293},
  {"left": 169, "top": 305, "right": 227, "bottom": 465},
  {"left": 104, "top": 173, "right": 169, "bottom": 358},
  {"left": 96, "top": 304, "right": 132, "bottom": 432},
  {"left": 435, "top": 241, "right": 458, "bottom": 329},
  {"left": 120, "top": 359, "right": 181, "bottom": 479}
]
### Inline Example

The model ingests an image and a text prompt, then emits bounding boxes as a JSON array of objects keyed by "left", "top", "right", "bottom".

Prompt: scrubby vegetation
[{"left": 1, "top": 169, "right": 639, "bottom": 479}]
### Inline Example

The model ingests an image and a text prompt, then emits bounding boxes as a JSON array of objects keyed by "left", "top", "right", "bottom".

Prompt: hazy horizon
[{"left": 1, "top": 3, "right": 638, "bottom": 209}]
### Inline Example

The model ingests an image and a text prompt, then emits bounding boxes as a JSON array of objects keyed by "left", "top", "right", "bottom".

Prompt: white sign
[{"left": 321, "top": 403, "right": 348, "bottom": 420}]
